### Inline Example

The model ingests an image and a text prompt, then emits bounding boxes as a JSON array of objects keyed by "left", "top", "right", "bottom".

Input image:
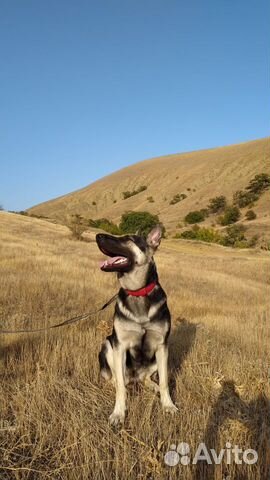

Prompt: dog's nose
[{"left": 96, "top": 233, "right": 104, "bottom": 242}]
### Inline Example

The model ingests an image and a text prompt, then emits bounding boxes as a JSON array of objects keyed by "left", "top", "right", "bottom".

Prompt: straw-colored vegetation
[
  {"left": 0, "top": 211, "right": 269, "bottom": 479},
  {"left": 27, "top": 138, "right": 270, "bottom": 241}
]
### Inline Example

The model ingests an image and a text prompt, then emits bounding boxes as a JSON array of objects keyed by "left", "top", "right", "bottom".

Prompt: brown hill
[{"left": 28, "top": 138, "right": 270, "bottom": 236}]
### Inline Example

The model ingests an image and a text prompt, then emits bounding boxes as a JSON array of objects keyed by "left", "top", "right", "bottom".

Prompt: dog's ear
[{"left": 147, "top": 225, "right": 162, "bottom": 250}]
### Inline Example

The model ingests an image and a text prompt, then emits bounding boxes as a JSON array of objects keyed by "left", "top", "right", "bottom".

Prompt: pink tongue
[{"left": 100, "top": 256, "right": 126, "bottom": 268}]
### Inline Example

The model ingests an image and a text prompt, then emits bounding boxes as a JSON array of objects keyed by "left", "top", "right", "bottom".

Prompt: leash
[{"left": 0, "top": 293, "right": 118, "bottom": 335}]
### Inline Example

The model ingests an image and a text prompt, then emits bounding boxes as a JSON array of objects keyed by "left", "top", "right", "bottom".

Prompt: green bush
[
  {"left": 221, "top": 224, "right": 247, "bottom": 247},
  {"left": 233, "top": 190, "right": 258, "bottom": 208},
  {"left": 246, "top": 173, "right": 270, "bottom": 194},
  {"left": 184, "top": 209, "right": 207, "bottom": 224},
  {"left": 245, "top": 209, "right": 257, "bottom": 221},
  {"left": 169, "top": 193, "right": 187, "bottom": 205},
  {"left": 195, "top": 227, "right": 222, "bottom": 243},
  {"left": 180, "top": 229, "right": 197, "bottom": 239},
  {"left": 219, "top": 206, "right": 240, "bottom": 225},
  {"left": 208, "top": 195, "right": 227, "bottom": 213},
  {"left": 119, "top": 211, "right": 164, "bottom": 236},
  {"left": 180, "top": 226, "right": 222, "bottom": 244},
  {"left": 122, "top": 185, "right": 147, "bottom": 199},
  {"left": 177, "top": 224, "right": 257, "bottom": 249},
  {"left": 89, "top": 218, "right": 121, "bottom": 235}
]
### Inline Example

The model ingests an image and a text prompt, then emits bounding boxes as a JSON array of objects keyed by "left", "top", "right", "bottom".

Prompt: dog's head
[{"left": 96, "top": 226, "right": 162, "bottom": 274}]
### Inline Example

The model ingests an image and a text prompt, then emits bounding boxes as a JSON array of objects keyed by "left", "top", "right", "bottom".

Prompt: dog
[{"left": 96, "top": 225, "right": 178, "bottom": 425}]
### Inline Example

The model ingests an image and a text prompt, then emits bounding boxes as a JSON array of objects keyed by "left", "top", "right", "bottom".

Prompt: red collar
[{"left": 125, "top": 281, "right": 157, "bottom": 297}]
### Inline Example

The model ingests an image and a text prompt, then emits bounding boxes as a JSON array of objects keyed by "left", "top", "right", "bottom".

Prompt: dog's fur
[{"left": 96, "top": 226, "right": 177, "bottom": 425}]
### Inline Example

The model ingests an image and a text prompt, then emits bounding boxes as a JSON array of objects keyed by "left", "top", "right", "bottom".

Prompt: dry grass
[
  {"left": 0, "top": 211, "right": 270, "bottom": 479},
  {"left": 28, "top": 138, "right": 270, "bottom": 238}
]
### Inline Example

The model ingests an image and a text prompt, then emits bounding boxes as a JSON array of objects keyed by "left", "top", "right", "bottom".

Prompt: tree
[
  {"left": 233, "top": 190, "right": 258, "bottom": 208},
  {"left": 245, "top": 210, "right": 257, "bottom": 221},
  {"left": 246, "top": 173, "right": 270, "bottom": 194},
  {"left": 208, "top": 195, "right": 227, "bottom": 213},
  {"left": 222, "top": 224, "right": 247, "bottom": 247},
  {"left": 184, "top": 210, "right": 207, "bottom": 224},
  {"left": 219, "top": 206, "right": 240, "bottom": 226},
  {"left": 119, "top": 211, "right": 164, "bottom": 236}
]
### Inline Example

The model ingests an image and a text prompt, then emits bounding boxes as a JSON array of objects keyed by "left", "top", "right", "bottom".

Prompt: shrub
[
  {"left": 180, "top": 229, "right": 197, "bottom": 240},
  {"left": 245, "top": 209, "right": 257, "bottom": 221},
  {"left": 122, "top": 185, "right": 147, "bottom": 199},
  {"left": 248, "top": 235, "right": 259, "bottom": 247},
  {"left": 208, "top": 195, "right": 227, "bottom": 213},
  {"left": 233, "top": 190, "right": 258, "bottom": 208},
  {"left": 170, "top": 193, "right": 187, "bottom": 205},
  {"left": 195, "top": 227, "right": 222, "bottom": 243},
  {"left": 180, "top": 226, "right": 223, "bottom": 244},
  {"left": 69, "top": 214, "right": 86, "bottom": 240},
  {"left": 177, "top": 223, "right": 257, "bottom": 249},
  {"left": 222, "top": 224, "right": 247, "bottom": 247},
  {"left": 246, "top": 173, "right": 270, "bottom": 194},
  {"left": 184, "top": 209, "right": 207, "bottom": 224},
  {"left": 11, "top": 210, "right": 29, "bottom": 216},
  {"left": 92, "top": 201, "right": 96, "bottom": 206},
  {"left": 119, "top": 211, "right": 165, "bottom": 237},
  {"left": 219, "top": 206, "right": 240, "bottom": 225},
  {"left": 147, "top": 196, "right": 155, "bottom": 203},
  {"left": 89, "top": 218, "right": 120, "bottom": 235}
]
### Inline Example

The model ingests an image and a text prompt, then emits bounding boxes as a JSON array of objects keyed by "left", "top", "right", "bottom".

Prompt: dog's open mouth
[
  {"left": 96, "top": 234, "right": 132, "bottom": 272},
  {"left": 100, "top": 255, "right": 130, "bottom": 271},
  {"left": 99, "top": 245, "right": 131, "bottom": 271}
]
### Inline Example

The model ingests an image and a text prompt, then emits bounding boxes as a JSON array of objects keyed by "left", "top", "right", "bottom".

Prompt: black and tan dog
[{"left": 96, "top": 226, "right": 177, "bottom": 425}]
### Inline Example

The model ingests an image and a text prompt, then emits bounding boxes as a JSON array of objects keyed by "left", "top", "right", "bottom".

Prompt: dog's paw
[
  {"left": 109, "top": 411, "right": 125, "bottom": 426},
  {"left": 162, "top": 402, "right": 179, "bottom": 415}
]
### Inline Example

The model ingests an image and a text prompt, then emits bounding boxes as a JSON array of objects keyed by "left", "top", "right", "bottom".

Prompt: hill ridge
[{"left": 28, "top": 137, "right": 270, "bottom": 237}]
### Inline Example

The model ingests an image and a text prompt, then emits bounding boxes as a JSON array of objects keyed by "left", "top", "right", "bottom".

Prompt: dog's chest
[
  {"left": 121, "top": 296, "right": 153, "bottom": 324},
  {"left": 115, "top": 297, "right": 167, "bottom": 350}
]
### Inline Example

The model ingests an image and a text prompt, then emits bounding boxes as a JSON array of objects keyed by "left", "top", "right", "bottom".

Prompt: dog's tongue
[{"left": 100, "top": 256, "right": 127, "bottom": 269}]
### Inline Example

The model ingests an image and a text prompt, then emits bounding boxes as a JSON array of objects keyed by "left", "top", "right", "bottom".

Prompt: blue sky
[{"left": 0, "top": 0, "right": 269, "bottom": 211}]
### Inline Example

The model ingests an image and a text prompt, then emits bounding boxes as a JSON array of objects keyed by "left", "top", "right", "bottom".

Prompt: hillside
[{"left": 28, "top": 138, "right": 270, "bottom": 237}]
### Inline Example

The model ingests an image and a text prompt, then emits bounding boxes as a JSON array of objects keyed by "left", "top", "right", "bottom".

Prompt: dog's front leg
[
  {"left": 156, "top": 344, "right": 178, "bottom": 414},
  {"left": 110, "top": 346, "right": 127, "bottom": 425}
]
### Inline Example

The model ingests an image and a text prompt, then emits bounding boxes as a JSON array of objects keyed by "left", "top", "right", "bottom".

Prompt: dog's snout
[{"left": 96, "top": 233, "right": 105, "bottom": 243}]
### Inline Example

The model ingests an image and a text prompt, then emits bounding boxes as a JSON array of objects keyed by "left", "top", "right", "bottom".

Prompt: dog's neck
[{"left": 117, "top": 260, "right": 158, "bottom": 291}]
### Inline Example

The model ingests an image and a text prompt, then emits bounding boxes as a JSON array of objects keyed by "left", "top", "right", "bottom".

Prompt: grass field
[{"left": 0, "top": 211, "right": 269, "bottom": 479}]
